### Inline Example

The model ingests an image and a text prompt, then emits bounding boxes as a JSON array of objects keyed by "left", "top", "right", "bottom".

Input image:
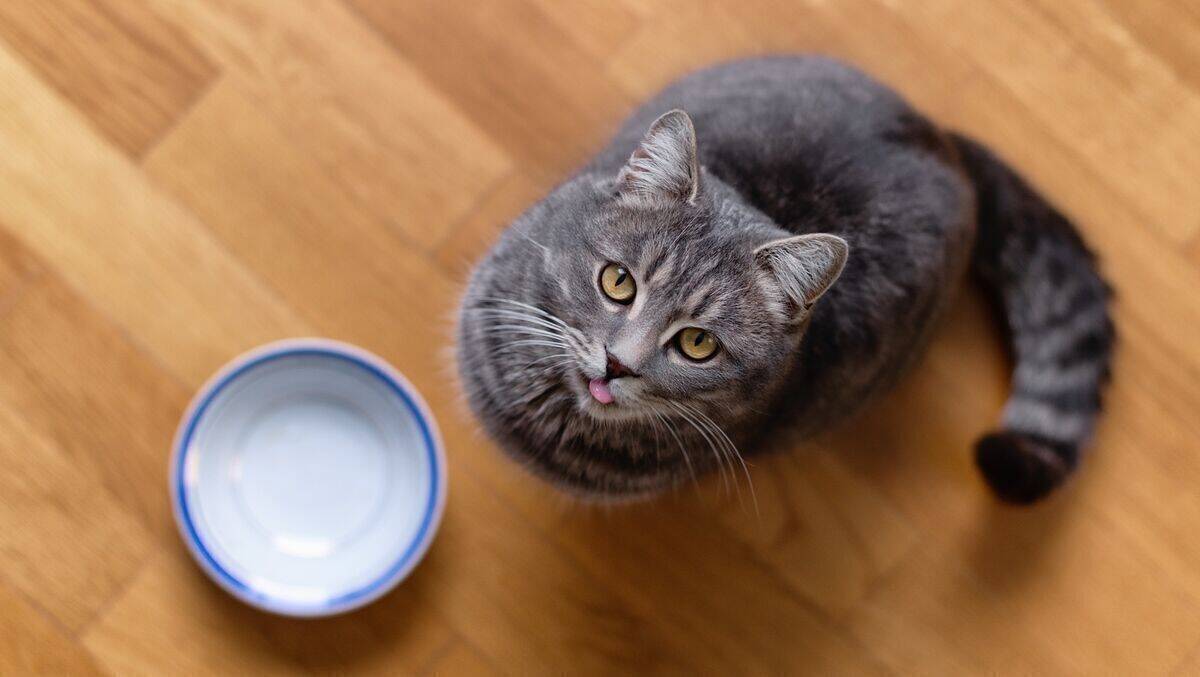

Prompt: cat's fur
[{"left": 456, "top": 56, "right": 1114, "bottom": 504}]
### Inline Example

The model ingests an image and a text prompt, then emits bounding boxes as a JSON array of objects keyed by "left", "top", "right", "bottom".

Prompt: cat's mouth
[
  {"left": 586, "top": 377, "right": 615, "bottom": 404},
  {"left": 572, "top": 372, "right": 649, "bottom": 422}
]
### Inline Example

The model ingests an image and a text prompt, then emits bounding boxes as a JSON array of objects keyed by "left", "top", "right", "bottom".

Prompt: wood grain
[
  {"left": 348, "top": 0, "right": 634, "bottom": 177},
  {"left": 1, "top": 0, "right": 1198, "bottom": 673},
  {"left": 0, "top": 43, "right": 306, "bottom": 386},
  {"left": 0, "top": 0, "right": 216, "bottom": 157},
  {"left": 423, "top": 641, "right": 501, "bottom": 677},
  {"left": 84, "top": 550, "right": 455, "bottom": 675},
  {"left": 0, "top": 272, "right": 182, "bottom": 631},
  {"left": 0, "top": 585, "right": 103, "bottom": 675}
]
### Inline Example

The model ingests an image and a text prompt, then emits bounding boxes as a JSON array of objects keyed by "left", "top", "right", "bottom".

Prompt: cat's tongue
[{"left": 588, "top": 377, "right": 615, "bottom": 404}]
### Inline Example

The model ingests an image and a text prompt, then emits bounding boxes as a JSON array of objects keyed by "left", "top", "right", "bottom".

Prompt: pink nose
[{"left": 605, "top": 352, "right": 636, "bottom": 379}]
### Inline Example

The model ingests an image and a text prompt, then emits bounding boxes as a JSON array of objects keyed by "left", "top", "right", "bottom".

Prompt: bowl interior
[{"left": 175, "top": 347, "right": 440, "bottom": 615}]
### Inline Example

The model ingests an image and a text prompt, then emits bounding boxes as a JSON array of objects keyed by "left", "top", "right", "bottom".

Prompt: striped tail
[{"left": 952, "top": 133, "right": 1115, "bottom": 504}]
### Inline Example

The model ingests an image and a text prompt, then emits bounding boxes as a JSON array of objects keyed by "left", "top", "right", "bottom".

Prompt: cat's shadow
[
  {"left": 827, "top": 285, "right": 1085, "bottom": 588},
  {"left": 827, "top": 383, "right": 1084, "bottom": 592}
]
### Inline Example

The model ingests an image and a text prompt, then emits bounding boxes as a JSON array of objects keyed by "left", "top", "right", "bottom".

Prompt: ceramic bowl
[{"left": 170, "top": 339, "right": 446, "bottom": 617}]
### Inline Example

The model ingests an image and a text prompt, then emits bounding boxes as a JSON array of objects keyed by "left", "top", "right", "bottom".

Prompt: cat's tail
[{"left": 951, "top": 133, "right": 1115, "bottom": 504}]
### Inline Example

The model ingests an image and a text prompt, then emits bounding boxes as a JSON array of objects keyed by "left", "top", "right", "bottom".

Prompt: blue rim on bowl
[{"left": 169, "top": 338, "right": 447, "bottom": 617}]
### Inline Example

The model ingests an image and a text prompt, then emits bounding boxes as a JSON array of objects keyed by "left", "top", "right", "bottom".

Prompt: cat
[{"left": 456, "top": 56, "right": 1114, "bottom": 504}]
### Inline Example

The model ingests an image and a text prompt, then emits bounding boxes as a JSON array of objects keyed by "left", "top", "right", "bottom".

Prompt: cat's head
[{"left": 460, "top": 110, "right": 848, "bottom": 497}]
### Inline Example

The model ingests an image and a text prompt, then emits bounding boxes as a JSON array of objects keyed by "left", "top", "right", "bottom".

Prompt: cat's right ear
[
  {"left": 617, "top": 109, "right": 700, "bottom": 206},
  {"left": 754, "top": 234, "right": 849, "bottom": 318}
]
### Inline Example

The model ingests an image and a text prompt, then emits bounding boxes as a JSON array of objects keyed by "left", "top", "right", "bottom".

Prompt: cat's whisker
[
  {"left": 699, "top": 415, "right": 749, "bottom": 511},
  {"left": 478, "top": 298, "right": 573, "bottom": 332},
  {"left": 510, "top": 222, "right": 550, "bottom": 255},
  {"left": 470, "top": 308, "right": 570, "bottom": 335},
  {"left": 682, "top": 406, "right": 740, "bottom": 505},
  {"left": 669, "top": 403, "right": 730, "bottom": 486},
  {"left": 536, "top": 358, "right": 579, "bottom": 374},
  {"left": 497, "top": 339, "right": 571, "bottom": 354},
  {"left": 479, "top": 324, "right": 569, "bottom": 341},
  {"left": 679, "top": 402, "right": 758, "bottom": 517},
  {"left": 651, "top": 409, "right": 697, "bottom": 488},
  {"left": 526, "top": 351, "right": 575, "bottom": 367},
  {"left": 472, "top": 308, "right": 587, "bottom": 351},
  {"left": 483, "top": 297, "right": 566, "bottom": 322},
  {"left": 646, "top": 412, "right": 663, "bottom": 460},
  {"left": 675, "top": 402, "right": 752, "bottom": 514},
  {"left": 499, "top": 338, "right": 568, "bottom": 348},
  {"left": 472, "top": 302, "right": 560, "bottom": 320},
  {"left": 667, "top": 401, "right": 732, "bottom": 496}
]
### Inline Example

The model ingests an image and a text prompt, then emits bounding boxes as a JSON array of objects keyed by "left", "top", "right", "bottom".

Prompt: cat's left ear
[
  {"left": 754, "top": 234, "right": 849, "bottom": 317},
  {"left": 617, "top": 109, "right": 700, "bottom": 206}
]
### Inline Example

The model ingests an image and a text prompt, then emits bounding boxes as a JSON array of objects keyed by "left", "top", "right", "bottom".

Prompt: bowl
[{"left": 170, "top": 338, "right": 446, "bottom": 617}]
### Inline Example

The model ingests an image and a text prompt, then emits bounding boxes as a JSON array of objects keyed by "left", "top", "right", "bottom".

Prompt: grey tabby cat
[{"left": 456, "top": 56, "right": 1114, "bottom": 504}]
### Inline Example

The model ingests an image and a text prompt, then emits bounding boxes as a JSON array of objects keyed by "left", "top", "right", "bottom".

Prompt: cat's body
[
  {"left": 457, "top": 56, "right": 1113, "bottom": 504},
  {"left": 588, "top": 58, "right": 976, "bottom": 434}
]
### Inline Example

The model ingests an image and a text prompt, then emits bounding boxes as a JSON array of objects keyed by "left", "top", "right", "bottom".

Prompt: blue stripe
[{"left": 173, "top": 345, "right": 441, "bottom": 614}]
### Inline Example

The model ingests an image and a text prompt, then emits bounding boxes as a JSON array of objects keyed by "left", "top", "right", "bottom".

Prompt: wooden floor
[{"left": 1, "top": 0, "right": 1199, "bottom": 674}]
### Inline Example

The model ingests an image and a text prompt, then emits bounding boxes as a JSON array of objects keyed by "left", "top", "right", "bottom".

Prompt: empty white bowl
[{"left": 170, "top": 339, "right": 446, "bottom": 617}]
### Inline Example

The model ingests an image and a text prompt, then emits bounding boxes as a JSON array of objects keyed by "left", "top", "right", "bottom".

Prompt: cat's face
[
  {"left": 533, "top": 195, "right": 796, "bottom": 427},
  {"left": 459, "top": 110, "right": 847, "bottom": 498}
]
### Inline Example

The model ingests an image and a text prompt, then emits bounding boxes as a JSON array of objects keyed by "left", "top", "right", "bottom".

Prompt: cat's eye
[
  {"left": 599, "top": 263, "right": 636, "bottom": 304},
  {"left": 676, "top": 327, "right": 719, "bottom": 361}
]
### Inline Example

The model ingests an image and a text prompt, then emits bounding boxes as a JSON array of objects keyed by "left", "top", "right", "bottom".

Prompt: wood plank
[
  {"left": 0, "top": 228, "right": 41, "bottom": 307},
  {"left": 0, "top": 584, "right": 104, "bottom": 676},
  {"left": 142, "top": 76, "right": 463, "bottom": 374},
  {"left": 420, "top": 640, "right": 499, "bottom": 677},
  {"left": 347, "top": 0, "right": 634, "bottom": 178},
  {"left": 547, "top": 499, "right": 889, "bottom": 673},
  {"left": 878, "top": 0, "right": 1200, "bottom": 244},
  {"left": 143, "top": 0, "right": 512, "bottom": 249},
  {"left": 437, "top": 420, "right": 898, "bottom": 672},
  {"left": 846, "top": 510, "right": 1200, "bottom": 674},
  {"left": 1172, "top": 640, "right": 1200, "bottom": 676},
  {"left": 431, "top": 171, "right": 549, "bottom": 278},
  {"left": 0, "top": 0, "right": 217, "bottom": 157},
  {"left": 605, "top": 1, "right": 762, "bottom": 100},
  {"left": 713, "top": 449, "right": 921, "bottom": 621},
  {"left": 0, "top": 43, "right": 306, "bottom": 386},
  {"left": 406, "top": 467, "right": 703, "bottom": 673},
  {"left": 529, "top": 0, "right": 644, "bottom": 63},
  {"left": 0, "top": 399, "right": 155, "bottom": 635},
  {"left": 0, "top": 275, "right": 171, "bottom": 632},
  {"left": 1093, "top": 0, "right": 1200, "bottom": 96},
  {"left": 83, "top": 549, "right": 455, "bottom": 676},
  {"left": 830, "top": 328, "right": 1200, "bottom": 672}
]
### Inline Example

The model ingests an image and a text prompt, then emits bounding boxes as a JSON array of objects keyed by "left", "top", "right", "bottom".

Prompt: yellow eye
[
  {"left": 600, "top": 263, "right": 636, "bottom": 304},
  {"left": 677, "top": 327, "right": 719, "bottom": 361}
]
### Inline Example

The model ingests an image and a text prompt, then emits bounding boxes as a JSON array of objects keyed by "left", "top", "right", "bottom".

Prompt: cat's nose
[{"left": 605, "top": 351, "right": 637, "bottom": 379}]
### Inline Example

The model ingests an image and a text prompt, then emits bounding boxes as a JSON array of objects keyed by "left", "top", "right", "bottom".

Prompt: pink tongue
[{"left": 588, "top": 378, "right": 615, "bottom": 404}]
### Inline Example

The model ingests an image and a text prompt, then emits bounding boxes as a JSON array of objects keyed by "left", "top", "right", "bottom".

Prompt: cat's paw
[{"left": 974, "top": 431, "right": 1074, "bottom": 504}]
